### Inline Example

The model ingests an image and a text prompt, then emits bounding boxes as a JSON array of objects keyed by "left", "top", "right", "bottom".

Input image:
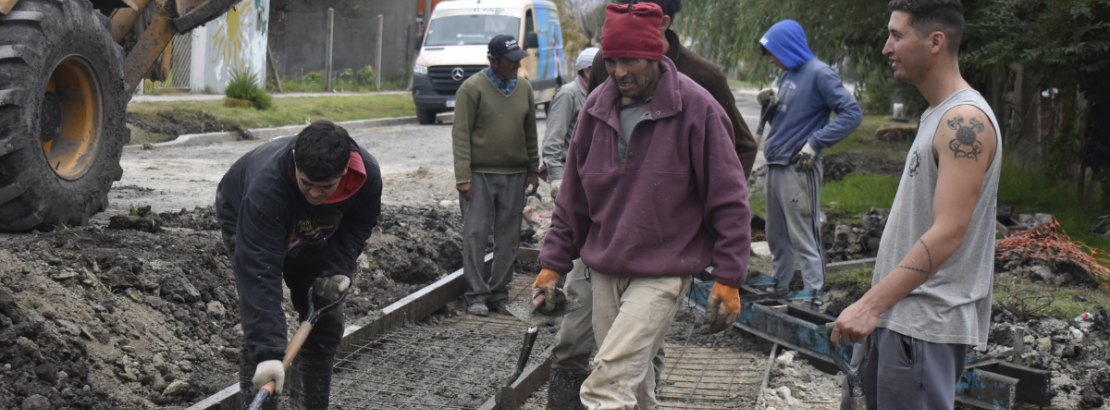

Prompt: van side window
[{"left": 525, "top": 10, "right": 535, "bottom": 34}]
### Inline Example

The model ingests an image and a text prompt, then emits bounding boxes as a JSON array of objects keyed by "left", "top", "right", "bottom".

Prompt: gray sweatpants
[
  {"left": 841, "top": 327, "right": 968, "bottom": 410},
  {"left": 765, "top": 160, "right": 826, "bottom": 292},
  {"left": 461, "top": 172, "right": 527, "bottom": 305}
]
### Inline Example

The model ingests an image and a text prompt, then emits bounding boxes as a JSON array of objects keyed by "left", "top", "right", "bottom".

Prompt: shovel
[
  {"left": 494, "top": 291, "right": 584, "bottom": 410},
  {"left": 247, "top": 286, "right": 349, "bottom": 410},
  {"left": 825, "top": 323, "right": 873, "bottom": 410}
]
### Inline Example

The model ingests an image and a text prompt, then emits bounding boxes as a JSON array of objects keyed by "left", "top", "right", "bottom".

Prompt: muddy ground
[{"left": 0, "top": 203, "right": 464, "bottom": 410}]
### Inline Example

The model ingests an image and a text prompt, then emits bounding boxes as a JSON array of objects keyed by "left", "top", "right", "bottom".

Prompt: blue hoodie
[{"left": 759, "top": 20, "right": 861, "bottom": 165}]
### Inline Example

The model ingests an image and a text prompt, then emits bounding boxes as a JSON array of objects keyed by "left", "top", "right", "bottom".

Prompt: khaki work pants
[{"left": 580, "top": 271, "right": 691, "bottom": 410}]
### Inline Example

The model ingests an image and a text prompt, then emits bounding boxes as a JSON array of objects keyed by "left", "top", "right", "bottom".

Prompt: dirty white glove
[
  {"left": 252, "top": 360, "right": 285, "bottom": 394},
  {"left": 757, "top": 88, "right": 778, "bottom": 107},
  {"left": 549, "top": 179, "right": 562, "bottom": 199},
  {"left": 791, "top": 143, "right": 818, "bottom": 172},
  {"left": 313, "top": 275, "right": 350, "bottom": 301}
]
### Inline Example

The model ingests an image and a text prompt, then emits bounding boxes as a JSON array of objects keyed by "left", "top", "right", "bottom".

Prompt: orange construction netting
[{"left": 995, "top": 220, "right": 1110, "bottom": 289}]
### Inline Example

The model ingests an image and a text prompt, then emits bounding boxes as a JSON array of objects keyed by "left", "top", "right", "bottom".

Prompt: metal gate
[{"left": 170, "top": 33, "right": 192, "bottom": 89}]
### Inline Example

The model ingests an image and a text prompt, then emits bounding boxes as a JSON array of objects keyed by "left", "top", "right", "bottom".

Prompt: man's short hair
[
  {"left": 888, "top": 0, "right": 964, "bottom": 54},
  {"left": 294, "top": 121, "right": 352, "bottom": 181},
  {"left": 619, "top": 0, "right": 681, "bottom": 21}
]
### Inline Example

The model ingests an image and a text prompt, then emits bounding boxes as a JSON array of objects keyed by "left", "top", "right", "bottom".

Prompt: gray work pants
[
  {"left": 841, "top": 327, "right": 968, "bottom": 410},
  {"left": 550, "top": 262, "right": 668, "bottom": 379},
  {"left": 460, "top": 172, "right": 527, "bottom": 305},
  {"left": 765, "top": 160, "right": 826, "bottom": 292}
]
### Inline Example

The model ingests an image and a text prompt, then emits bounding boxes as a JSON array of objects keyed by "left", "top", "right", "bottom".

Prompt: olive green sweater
[{"left": 452, "top": 73, "right": 539, "bottom": 184}]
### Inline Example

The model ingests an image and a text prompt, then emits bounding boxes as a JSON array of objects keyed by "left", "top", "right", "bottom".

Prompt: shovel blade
[
  {"left": 496, "top": 385, "right": 520, "bottom": 410},
  {"left": 504, "top": 297, "right": 584, "bottom": 327}
]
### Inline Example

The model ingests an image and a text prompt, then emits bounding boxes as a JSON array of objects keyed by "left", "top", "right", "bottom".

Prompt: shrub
[
  {"left": 304, "top": 71, "right": 323, "bottom": 82},
  {"left": 224, "top": 68, "right": 273, "bottom": 110},
  {"left": 357, "top": 66, "right": 376, "bottom": 86},
  {"left": 340, "top": 68, "right": 354, "bottom": 83}
]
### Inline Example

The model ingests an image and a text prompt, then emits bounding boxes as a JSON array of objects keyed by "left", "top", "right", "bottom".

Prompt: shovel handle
[{"left": 246, "top": 321, "right": 314, "bottom": 409}]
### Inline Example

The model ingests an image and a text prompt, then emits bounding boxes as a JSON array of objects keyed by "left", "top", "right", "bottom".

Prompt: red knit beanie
[{"left": 601, "top": 2, "right": 665, "bottom": 61}]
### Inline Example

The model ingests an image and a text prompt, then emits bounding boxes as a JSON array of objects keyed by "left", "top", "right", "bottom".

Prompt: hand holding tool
[
  {"left": 312, "top": 274, "right": 350, "bottom": 301},
  {"left": 825, "top": 323, "right": 873, "bottom": 410},
  {"left": 703, "top": 282, "right": 742, "bottom": 333},
  {"left": 496, "top": 290, "right": 584, "bottom": 410},
  {"left": 530, "top": 268, "right": 564, "bottom": 314},
  {"left": 247, "top": 286, "right": 349, "bottom": 410},
  {"left": 251, "top": 360, "right": 284, "bottom": 395},
  {"left": 757, "top": 88, "right": 778, "bottom": 107}
]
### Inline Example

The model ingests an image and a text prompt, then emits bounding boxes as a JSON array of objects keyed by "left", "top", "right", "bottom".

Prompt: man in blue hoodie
[{"left": 758, "top": 20, "right": 861, "bottom": 309}]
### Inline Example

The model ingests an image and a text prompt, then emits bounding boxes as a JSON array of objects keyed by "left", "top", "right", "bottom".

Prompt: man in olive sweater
[{"left": 452, "top": 34, "right": 540, "bottom": 316}]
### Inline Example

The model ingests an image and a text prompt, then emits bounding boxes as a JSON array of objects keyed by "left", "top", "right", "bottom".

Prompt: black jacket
[{"left": 216, "top": 136, "right": 382, "bottom": 363}]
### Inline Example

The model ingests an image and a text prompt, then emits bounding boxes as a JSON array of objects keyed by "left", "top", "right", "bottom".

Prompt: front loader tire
[{"left": 0, "top": 0, "right": 128, "bottom": 231}]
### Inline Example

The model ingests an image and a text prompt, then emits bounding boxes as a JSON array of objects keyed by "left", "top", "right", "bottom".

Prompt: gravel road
[{"left": 96, "top": 91, "right": 762, "bottom": 222}]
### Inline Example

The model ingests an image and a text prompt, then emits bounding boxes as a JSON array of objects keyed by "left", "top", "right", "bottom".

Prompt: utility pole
[
  {"left": 326, "top": 8, "right": 334, "bottom": 92},
  {"left": 376, "top": 14, "right": 383, "bottom": 90}
]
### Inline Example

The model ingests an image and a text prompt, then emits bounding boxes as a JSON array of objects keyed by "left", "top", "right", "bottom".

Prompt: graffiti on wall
[{"left": 204, "top": 0, "right": 270, "bottom": 92}]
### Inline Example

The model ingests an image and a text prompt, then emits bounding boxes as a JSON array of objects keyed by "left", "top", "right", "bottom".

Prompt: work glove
[
  {"left": 703, "top": 282, "right": 742, "bottom": 334},
  {"left": 790, "top": 143, "right": 818, "bottom": 172},
  {"left": 252, "top": 360, "right": 285, "bottom": 394},
  {"left": 531, "top": 268, "right": 566, "bottom": 314},
  {"left": 757, "top": 88, "right": 778, "bottom": 107},
  {"left": 313, "top": 274, "right": 350, "bottom": 301},
  {"left": 549, "top": 179, "right": 562, "bottom": 199}
]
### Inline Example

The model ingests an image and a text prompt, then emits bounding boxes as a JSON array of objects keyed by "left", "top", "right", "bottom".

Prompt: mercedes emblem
[{"left": 451, "top": 67, "right": 465, "bottom": 81}]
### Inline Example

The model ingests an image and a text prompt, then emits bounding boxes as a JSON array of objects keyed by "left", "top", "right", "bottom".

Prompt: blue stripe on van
[{"left": 533, "top": 2, "right": 549, "bottom": 79}]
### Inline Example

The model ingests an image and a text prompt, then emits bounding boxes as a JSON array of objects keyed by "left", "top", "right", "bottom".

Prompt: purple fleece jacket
[{"left": 539, "top": 56, "right": 752, "bottom": 287}]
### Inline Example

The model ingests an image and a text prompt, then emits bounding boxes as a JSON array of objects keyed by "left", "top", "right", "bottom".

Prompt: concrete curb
[{"left": 124, "top": 113, "right": 455, "bottom": 153}]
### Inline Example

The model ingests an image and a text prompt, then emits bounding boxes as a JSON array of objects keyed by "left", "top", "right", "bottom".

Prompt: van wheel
[{"left": 416, "top": 109, "right": 436, "bottom": 125}]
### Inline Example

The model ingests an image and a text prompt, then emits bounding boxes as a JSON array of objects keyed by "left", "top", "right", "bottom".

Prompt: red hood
[{"left": 323, "top": 152, "right": 366, "bottom": 204}]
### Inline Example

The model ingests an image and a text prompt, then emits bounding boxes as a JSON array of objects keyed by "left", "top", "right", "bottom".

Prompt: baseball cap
[
  {"left": 488, "top": 34, "right": 529, "bottom": 61},
  {"left": 576, "top": 47, "right": 599, "bottom": 71}
]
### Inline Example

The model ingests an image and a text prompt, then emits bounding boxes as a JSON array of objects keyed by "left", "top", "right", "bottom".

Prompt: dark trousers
[
  {"left": 217, "top": 192, "right": 344, "bottom": 409},
  {"left": 841, "top": 327, "right": 968, "bottom": 410}
]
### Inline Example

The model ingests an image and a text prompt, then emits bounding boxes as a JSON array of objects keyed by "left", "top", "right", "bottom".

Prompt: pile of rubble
[
  {"left": 995, "top": 218, "right": 1107, "bottom": 287},
  {"left": 823, "top": 208, "right": 888, "bottom": 262},
  {"left": 987, "top": 307, "right": 1110, "bottom": 409}
]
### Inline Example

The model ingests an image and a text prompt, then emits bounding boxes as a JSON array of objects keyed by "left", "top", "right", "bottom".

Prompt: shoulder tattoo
[{"left": 946, "top": 115, "right": 985, "bottom": 162}]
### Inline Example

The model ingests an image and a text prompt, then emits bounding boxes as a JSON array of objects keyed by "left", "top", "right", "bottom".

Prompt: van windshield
[{"left": 425, "top": 15, "right": 521, "bottom": 46}]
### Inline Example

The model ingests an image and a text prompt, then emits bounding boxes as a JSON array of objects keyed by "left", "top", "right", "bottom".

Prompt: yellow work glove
[
  {"left": 704, "top": 282, "right": 742, "bottom": 334},
  {"left": 531, "top": 268, "right": 565, "bottom": 314}
]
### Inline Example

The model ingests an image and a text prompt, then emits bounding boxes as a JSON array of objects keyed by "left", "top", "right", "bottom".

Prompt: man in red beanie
[
  {"left": 587, "top": 0, "right": 758, "bottom": 179},
  {"left": 533, "top": 3, "right": 751, "bottom": 409}
]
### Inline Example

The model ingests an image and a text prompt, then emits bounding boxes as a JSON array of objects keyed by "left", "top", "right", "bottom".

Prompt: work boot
[
  {"left": 468, "top": 302, "right": 490, "bottom": 316},
  {"left": 288, "top": 354, "right": 335, "bottom": 410},
  {"left": 546, "top": 368, "right": 588, "bottom": 410}
]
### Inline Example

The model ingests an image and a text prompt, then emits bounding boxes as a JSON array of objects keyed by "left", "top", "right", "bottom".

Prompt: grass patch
[
  {"left": 821, "top": 115, "right": 915, "bottom": 161},
  {"left": 821, "top": 174, "right": 901, "bottom": 215},
  {"left": 827, "top": 267, "right": 875, "bottom": 287},
  {"left": 993, "top": 277, "right": 1110, "bottom": 319},
  {"left": 126, "top": 94, "right": 415, "bottom": 144},
  {"left": 997, "top": 162, "right": 1110, "bottom": 254}
]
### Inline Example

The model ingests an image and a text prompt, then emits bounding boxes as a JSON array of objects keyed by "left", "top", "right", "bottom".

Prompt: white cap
[{"left": 575, "top": 47, "right": 599, "bottom": 71}]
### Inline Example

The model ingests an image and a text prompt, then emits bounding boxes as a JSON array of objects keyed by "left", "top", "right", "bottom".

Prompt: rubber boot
[
  {"left": 239, "top": 354, "right": 278, "bottom": 410},
  {"left": 546, "top": 368, "right": 588, "bottom": 410},
  {"left": 288, "top": 353, "right": 335, "bottom": 410}
]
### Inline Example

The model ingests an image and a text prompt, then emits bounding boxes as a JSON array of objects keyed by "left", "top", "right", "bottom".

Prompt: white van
[{"left": 412, "top": 0, "right": 566, "bottom": 124}]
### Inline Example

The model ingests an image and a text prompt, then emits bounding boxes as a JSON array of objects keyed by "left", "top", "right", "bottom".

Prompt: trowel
[{"left": 494, "top": 290, "right": 583, "bottom": 410}]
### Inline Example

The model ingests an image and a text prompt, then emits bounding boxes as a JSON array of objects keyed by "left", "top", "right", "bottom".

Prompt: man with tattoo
[{"left": 830, "top": 1, "right": 1001, "bottom": 409}]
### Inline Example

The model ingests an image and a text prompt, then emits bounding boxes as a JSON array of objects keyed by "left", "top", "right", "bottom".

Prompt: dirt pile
[
  {"left": 759, "top": 349, "right": 842, "bottom": 409},
  {"left": 0, "top": 203, "right": 462, "bottom": 410},
  {"left": 987, "top": 308, "right": 1110, "bottom": 409},
  {"left": 821, "top": 152, "right": 904, "bottom": 181},
  {"left": 995, "top": 219, "right": 1106, "bottom": 287},
  {"left": 126, "top": 111, "right": 231, "bottom": 141},
  {"left": 822, "top": 208, "right": 888, "bottom": 262}
]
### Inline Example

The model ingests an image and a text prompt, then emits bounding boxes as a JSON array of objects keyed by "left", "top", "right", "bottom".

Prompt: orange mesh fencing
[{"left": 995, "top": 220, "right": 1110, "bottom": 289}]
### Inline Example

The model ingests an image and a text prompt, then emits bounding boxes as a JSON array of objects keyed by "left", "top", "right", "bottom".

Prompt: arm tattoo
[
  {"left": 946, "top": 115, "right": 984, "bottom": 162},
  {"left": 897, "top": 239, "right": 936, "bottom": 278}
]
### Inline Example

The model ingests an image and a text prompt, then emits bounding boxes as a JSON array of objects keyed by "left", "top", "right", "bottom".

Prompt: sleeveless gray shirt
[{"left": 874, "top": 88, "right": 1001, "bottom": 349}]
